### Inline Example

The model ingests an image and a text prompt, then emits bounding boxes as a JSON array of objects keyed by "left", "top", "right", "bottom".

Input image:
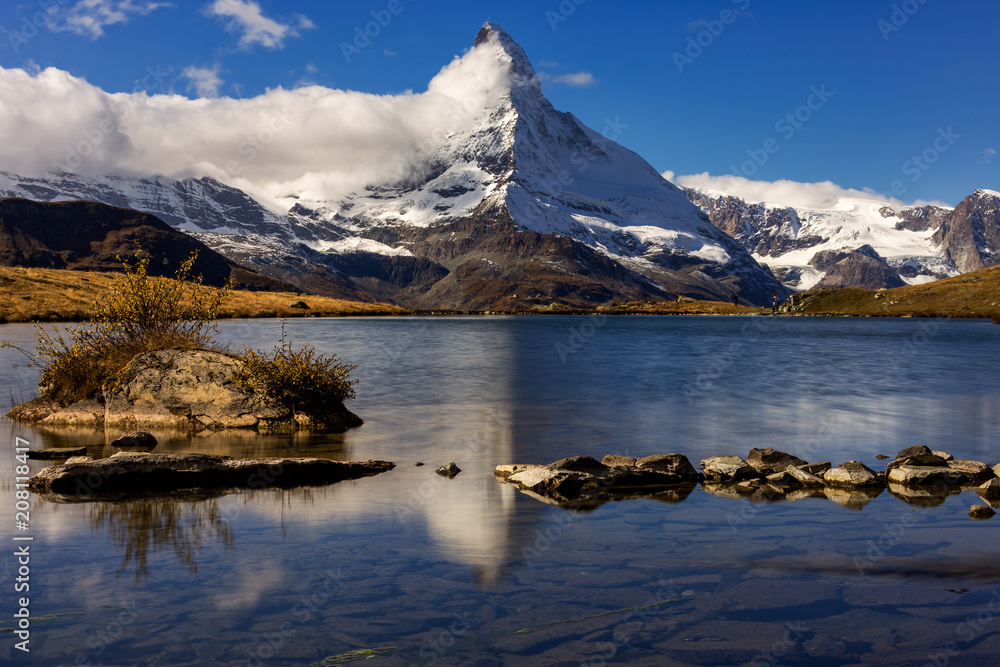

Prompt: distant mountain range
[
  {"left": 0, "top": 24, "right": 996, "bottom": 305},
  {"left": 682, "top": 186, "right": 1000, "bottom": 291}
]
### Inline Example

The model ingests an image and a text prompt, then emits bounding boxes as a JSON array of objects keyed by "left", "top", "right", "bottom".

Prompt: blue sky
[{"left": 1, "top": 0, "right": 998, "bottom": 206}]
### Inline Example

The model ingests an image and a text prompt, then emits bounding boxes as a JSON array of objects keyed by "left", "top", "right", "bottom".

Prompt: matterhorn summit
[{"left": 277, "top": 23, "right": 785, "bottom": 308}]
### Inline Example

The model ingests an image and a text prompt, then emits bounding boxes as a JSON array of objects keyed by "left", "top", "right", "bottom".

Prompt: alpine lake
[{"left": 2, "top": 314, "right": 1000, "bottom": 666}]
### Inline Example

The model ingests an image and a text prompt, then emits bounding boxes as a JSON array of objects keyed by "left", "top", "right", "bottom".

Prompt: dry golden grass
[
  {"left": 785, "top": 264, "right": 1000, "bottom": 319},
  {"left": 0, "top": 266, "right": 408, "bottom": 323},
  {"left": 598, "top": 300, "right": 767, "bottom": 316}
]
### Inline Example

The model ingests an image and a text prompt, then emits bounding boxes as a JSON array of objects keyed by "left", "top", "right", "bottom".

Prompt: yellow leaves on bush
[
  {"left": 24, "top": 247, "right": 231, "bottom": 403},
  {"left": 234, "top": 331, "right": 358, "bottom": 414}
]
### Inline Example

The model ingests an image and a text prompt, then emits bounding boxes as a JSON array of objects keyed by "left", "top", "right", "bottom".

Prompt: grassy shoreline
[
  {"left": 3, "top": 265, "right": 999, "bottom": 324},
  {"left": 0, "top": 266, "right": 408, "bottom": 323}
]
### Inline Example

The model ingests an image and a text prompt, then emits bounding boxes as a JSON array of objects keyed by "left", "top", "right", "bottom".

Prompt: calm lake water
[{"left": 2, "top": 315, "right": 1000, "bottom": 666}]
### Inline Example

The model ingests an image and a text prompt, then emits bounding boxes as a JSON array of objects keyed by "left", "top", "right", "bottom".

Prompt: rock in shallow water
[
  {"left": 436, "top": 462, "right": 462, "bottom": 477},
  {"left": 26, "top": 446, "right": 88, "bottom": 460},
  {"left": 700, "top": 456, "right": 758, "bottom": 482},
  {"left": 746, "top": 447, "right": 807, "bottom": 475},
  {"left": 969, "top": 505, "right": 997, "bottom": 520},
  {"left": 824, "top": 462, "right": 884, "bottom": 489},
  {"left": 110, "top": 431, "right": 157, "bottom": 450},
  {"left": 28, "top": 452, "right": 394, "bottom": 499}
]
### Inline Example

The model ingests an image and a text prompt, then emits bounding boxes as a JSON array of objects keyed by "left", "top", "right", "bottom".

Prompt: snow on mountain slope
[
  {"left": 683, "top": 185, "right": 959, "bottom": 290},
  {"left": 0, "top": 171, "right": 291, "bottom": 238}
]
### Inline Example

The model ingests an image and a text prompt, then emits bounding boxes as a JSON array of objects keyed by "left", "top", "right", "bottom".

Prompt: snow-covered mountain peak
[
  {"left": 475, "top": 23, "right": 539, "bottom": 83},
  {"left": 973, "top": 188, "right": 1000, "bottom": 201}
]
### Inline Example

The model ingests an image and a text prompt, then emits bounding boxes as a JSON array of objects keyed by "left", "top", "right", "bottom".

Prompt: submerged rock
[
  {"left": 969, "top": 505, "right": 997, "bottom": 520},
  {"left": 110, "top": 431, "right": 158, "bottom": 451},
  {"left": 8, "top": 349, "right": 363, "bottom": 433},
  {"left": 27, "top": 452, "right": 395, "bottom": 499},
  {"left": 26, "top": 446, "right": 88, "bottom": 460}
]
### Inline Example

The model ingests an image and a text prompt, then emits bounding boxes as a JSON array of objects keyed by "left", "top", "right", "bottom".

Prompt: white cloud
[
  {"left": 0, "top": 35, "right": 513, "bottom": 211},
  {"left": 667, "top": 172, "right": 950, "bottom": 209},
  {"left": 50, "top": 0, "right": 170, "bottom": 39},
  {"left": 537, "top": 60, "right": 559, "bottom": 68},
  {"left": 538, "top": 71, "right": 597, "bottom": 87},
  {"left": 206, "top": 0, "right": 314, "bottom": 50},
  {"left": 182, "top": 65, "right": 223, "bottom": 98},
  {"left": 981, "top": 147, "right": 997, "bottom": 164}
]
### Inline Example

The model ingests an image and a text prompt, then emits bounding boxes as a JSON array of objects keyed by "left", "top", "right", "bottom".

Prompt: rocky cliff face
[{"left": 933, "top": 189, "right": 1000, "bottom": 273}]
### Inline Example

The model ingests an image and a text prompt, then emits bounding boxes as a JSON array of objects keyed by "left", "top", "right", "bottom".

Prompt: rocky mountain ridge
[{"left": 683, "top": 187, "right": 1000, "bottom": 290}]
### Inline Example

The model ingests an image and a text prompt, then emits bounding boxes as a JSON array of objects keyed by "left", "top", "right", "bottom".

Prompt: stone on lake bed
[
  {"left": 27, "top": 446, "right": 88, "bottom": 460},
  {"left": 932, "top": 450, "right": 954, "bottom": 462},
  {"left": 110, "top": 431, "right": 157, "bottom": 450},
  {"left": 969, "top": 505, "right": 996, "bottom": 520},
  {"left": 27, "top": 452, "right": 394, "bottom": 499}
]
